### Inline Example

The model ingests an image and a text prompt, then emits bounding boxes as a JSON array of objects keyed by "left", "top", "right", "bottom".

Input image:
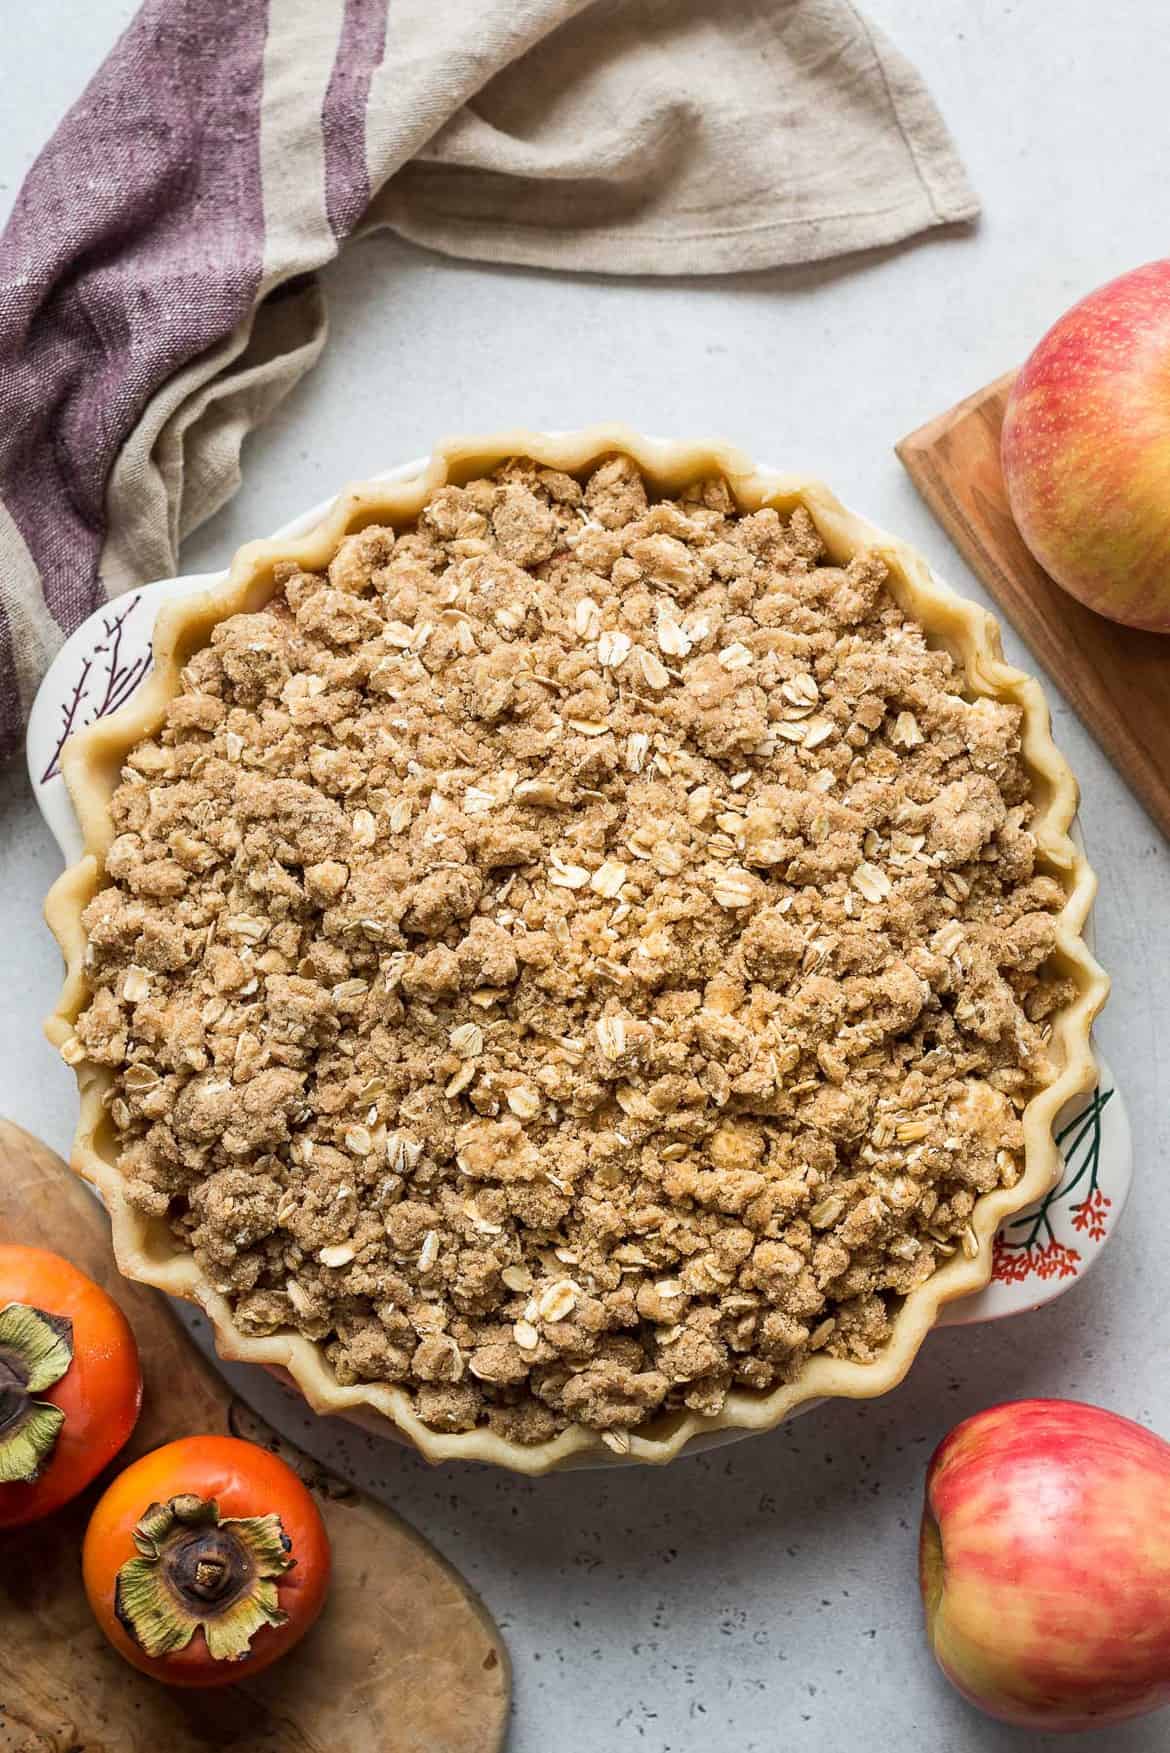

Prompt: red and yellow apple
[
  {"left": 1001, "top": 258, "right": 1170, "bottom": 631},
  {"left": 920, "top": 1399, "right": 1170, "bottom": 1731}
]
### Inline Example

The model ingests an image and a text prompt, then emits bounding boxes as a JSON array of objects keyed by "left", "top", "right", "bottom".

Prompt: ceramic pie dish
[{"left": 39, "top": 429, "right": 1113, "bottom": 1473}]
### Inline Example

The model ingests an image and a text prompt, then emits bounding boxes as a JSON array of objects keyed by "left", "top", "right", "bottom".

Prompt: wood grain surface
[
  {"left": 0, "top": 1120, "right": 510, "bottom": 1753},
  {"left": 897, "top": 370, "right": 1170, "bottom": 840}
]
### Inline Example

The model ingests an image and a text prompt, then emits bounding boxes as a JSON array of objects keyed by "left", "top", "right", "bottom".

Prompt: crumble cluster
[{"left": 66, "top": 456, "right": 1072, "bottom": 1449}]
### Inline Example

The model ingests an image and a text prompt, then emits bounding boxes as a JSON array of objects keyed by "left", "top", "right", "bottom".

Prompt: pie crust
[{"left": 45, "top": 428, "right": 1108, "bottom": 1473}]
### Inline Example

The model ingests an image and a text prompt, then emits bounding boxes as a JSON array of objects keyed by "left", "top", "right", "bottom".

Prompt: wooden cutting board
[
  {"left": 0, "top": 1121, "right": 510, "bottom": 1753},
  {"left": 897, "top": 370, "right": 1170, "bottom": 841}
]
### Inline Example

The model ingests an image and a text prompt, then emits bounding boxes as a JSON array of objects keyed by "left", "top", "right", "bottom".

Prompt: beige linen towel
[{"left": 0, "top": 0, "right": 977, "bottom": 761}]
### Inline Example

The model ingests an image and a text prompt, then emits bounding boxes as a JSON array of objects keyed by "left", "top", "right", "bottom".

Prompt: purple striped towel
[{"left": 0, "top": 0, "right": 978, "bottom": 763}]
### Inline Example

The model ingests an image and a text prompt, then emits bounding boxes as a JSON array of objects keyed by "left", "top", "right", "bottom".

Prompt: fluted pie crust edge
[{"left": 45, "top": 428, "right": 1108, "bottom": 1474}]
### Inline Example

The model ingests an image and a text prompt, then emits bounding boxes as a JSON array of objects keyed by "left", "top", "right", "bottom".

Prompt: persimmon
[
  {"left": 83, "top": 1435, "right": 331, "bottom": 1686},
  {"left": 0, "top": 1244, "right": 141, "bottom": 1528}
]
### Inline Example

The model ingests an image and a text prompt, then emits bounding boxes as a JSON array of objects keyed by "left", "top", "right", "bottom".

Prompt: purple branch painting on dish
[{"left": 39, "top": 595, "right": 151, "bottom": 784}]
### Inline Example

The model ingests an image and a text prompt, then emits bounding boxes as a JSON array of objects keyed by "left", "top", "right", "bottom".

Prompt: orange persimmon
[
  {"left": 83, "top": 1435, "right": 331, "bottom": 1686},
  {"left": 0, "top": 1244, "right": 141, "bottom": 1528}
]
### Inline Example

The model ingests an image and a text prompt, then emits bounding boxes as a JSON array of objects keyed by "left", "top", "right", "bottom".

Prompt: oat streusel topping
[{"left": 69, "top": 456, "right": 1072, "bottom": 1446}]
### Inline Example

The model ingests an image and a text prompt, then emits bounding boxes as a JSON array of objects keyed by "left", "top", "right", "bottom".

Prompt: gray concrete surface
[{"left": 4, "top": 5, "right": 1169, "bottom": 1748}]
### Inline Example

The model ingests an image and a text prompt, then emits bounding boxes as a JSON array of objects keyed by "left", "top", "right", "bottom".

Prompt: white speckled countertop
[{"left": 5, "top": 5, "right": 1170, "bottom": 1748}]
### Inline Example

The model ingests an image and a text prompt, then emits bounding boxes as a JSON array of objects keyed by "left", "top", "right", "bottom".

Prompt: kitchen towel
[{"left": 0, "top": 0, "right": 978, "bottom": 762}]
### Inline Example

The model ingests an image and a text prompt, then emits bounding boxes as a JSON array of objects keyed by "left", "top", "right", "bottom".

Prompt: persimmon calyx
[
  {"left": 115, "top": 1493, "right": 295, "bottom": 1661},
  {"left": 0, "top": 1302, "right": 73, "bottom": 1484}
]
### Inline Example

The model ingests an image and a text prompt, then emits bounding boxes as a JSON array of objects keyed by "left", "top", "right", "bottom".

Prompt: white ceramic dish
[{"left": 28, "top": 459, "right": 1131, "bottom": 1460}]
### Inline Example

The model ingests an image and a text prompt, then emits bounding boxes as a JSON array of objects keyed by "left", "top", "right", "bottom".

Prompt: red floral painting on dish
[{"left": 991, "top": 1087, "right": 1113, "bottom": 1285}]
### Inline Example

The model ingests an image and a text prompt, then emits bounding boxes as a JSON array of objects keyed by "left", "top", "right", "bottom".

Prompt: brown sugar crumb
[{"left": 70, "top": 455, "right": 1068, "bottom": 1443}]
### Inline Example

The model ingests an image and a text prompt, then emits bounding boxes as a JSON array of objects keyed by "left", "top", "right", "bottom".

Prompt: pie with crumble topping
[{"left": 46, "top": 430, "right": 1106, "bottom": 1471}]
